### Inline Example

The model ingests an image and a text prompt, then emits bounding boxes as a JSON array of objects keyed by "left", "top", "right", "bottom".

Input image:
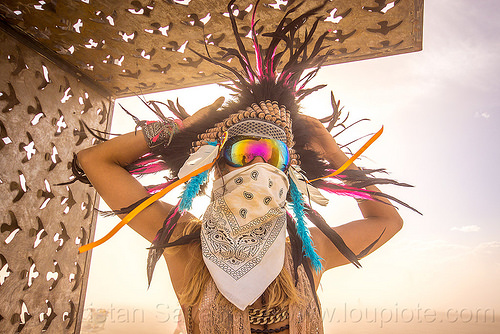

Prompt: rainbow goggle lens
[{"left": 222, "top": 136, "right": 290, "bottom": 171}]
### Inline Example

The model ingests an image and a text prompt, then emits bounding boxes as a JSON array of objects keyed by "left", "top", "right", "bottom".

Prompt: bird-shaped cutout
[
  {"left": 73, "top": 120, "right": 88, "bottom": 146},
  {"left": 369, "top": 39, "right": 404, "bottom": 50},
  {"left": 366, "top": 20, "right": 403, "bottom": 35},
  {"left": 0, "top": 83, "right": 20, "bottom": 113},
  {"left": 325, "top": 29, "right": 357, "bottom": 43}
]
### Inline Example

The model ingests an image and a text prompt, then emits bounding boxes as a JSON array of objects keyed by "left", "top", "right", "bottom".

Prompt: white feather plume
[
  {"left": 288, "top": 165, "right": 329, "bottom": 206},
  {"left": 178, "top": 144, "right": 219, "bottom": 179}
]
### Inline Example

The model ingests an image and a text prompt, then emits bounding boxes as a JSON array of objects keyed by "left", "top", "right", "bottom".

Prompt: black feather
[
  {"left": 303, "top": 203, "right": 362, "bottom": 268},
  {"left": 286, "top": 212, "right": 304, "bottom": 285},
  {"left": 357, "top": 228, "right": 385, "bottom": 259},
  {"left": 95, "top": 196, "right": 151, "bottom": 217},
  {"left": 147, "top": 207, "right": 182, "bottom": 286},
  {"left": 55, "top": 153, "right": 91, "bottom": 186}
]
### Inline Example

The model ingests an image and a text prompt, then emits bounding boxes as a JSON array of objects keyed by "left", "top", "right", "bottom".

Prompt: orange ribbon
[
  {"left": 79, "top": 133, "right": 228, "bottom": 253},
  {"left": 308, "top": 126, "right": 384, "bottom": 183}
]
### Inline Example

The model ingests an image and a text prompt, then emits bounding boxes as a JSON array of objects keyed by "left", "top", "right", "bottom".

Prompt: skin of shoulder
[{"left": 162, "top": 213, "right": 202, "bottom": 297}]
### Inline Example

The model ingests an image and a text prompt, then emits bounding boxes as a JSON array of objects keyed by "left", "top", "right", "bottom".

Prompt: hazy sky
[{"left": 83, "top": 1, "right": 500, "bottom": 332}]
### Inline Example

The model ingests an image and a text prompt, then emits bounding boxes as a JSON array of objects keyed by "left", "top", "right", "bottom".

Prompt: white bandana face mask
[{"left": 201, "top": 162, "right": 289, "bottom": 310}]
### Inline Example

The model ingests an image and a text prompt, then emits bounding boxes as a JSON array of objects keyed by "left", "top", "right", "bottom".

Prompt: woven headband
[{"left": 227, "top": 119, "right": 286, "bottom": 142}]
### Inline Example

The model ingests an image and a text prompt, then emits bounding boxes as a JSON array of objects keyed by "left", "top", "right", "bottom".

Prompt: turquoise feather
[
  {"left": 289, "top": 178, "right": 323, "bottom": 271},
  {"left": 179, "top": 170, "right": 209, "bottom": 212},
  {"left": 178, "top": 141, "right": 217, "bottom": 212}
]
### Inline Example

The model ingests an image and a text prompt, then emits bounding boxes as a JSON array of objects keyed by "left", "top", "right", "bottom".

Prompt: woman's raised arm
[
  {"left": 77, "top": 130, "right": 173, "bottom": 243},
  {"left": 77, "top": 97, "right": 225, "bottom": 244},
  {"left": 299, "top": 115, "right": 404, "bottom": 273}
]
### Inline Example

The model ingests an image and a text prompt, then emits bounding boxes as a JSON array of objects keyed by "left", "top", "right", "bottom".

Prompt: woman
[
  {"left": 76, "top": 1, "right": 412, "bottom": 332},
  {"left": 77, "top": 102, "right": 403, "bottom": 333}
]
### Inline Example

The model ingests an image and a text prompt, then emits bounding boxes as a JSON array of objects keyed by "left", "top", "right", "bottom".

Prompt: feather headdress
[{"left": 73, "top": 0, "right": 419, "bottom": 287}]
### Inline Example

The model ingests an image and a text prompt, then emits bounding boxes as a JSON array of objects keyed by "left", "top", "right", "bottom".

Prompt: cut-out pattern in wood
[
  {"left": 0, "top": 0, "right": 423, "bottom": 97},
  {"left": 0, "top": 28, "right": 111, "bottom": 333}
]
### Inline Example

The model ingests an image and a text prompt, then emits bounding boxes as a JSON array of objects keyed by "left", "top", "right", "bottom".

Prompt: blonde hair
[{"left": 168, "top": 219, "right": 302, "bottom": 308}]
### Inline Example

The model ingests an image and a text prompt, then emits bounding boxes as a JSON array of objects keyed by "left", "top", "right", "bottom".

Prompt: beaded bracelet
[{"left": 142, "top": 119, "right": 182, "bottom": 151}]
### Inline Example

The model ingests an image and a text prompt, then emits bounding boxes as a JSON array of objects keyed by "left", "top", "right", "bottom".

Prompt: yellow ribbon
[
  {"left": 79, "top": 133, "right": 228, "bottom": 254},
  {"left": 308, "top": 126, "right": 384, "bottom": 183}
]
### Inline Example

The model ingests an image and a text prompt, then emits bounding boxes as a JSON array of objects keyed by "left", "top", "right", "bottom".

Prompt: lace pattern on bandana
[
  {"left": 201, "top": 164, "right": 287, "bottom": 280},
  {"left": 202, "top": 209, "right": 286, "bottom": 280}
]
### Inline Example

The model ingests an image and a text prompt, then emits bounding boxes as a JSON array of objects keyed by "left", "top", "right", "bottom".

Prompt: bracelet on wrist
[{"left": 142, "top": 119, "right": 180, "bottom": 150}]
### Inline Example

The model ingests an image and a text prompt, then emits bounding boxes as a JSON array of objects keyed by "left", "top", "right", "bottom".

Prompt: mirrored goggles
[{"left": 222, "top": 136, "right": 290, "bottom": 171}]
